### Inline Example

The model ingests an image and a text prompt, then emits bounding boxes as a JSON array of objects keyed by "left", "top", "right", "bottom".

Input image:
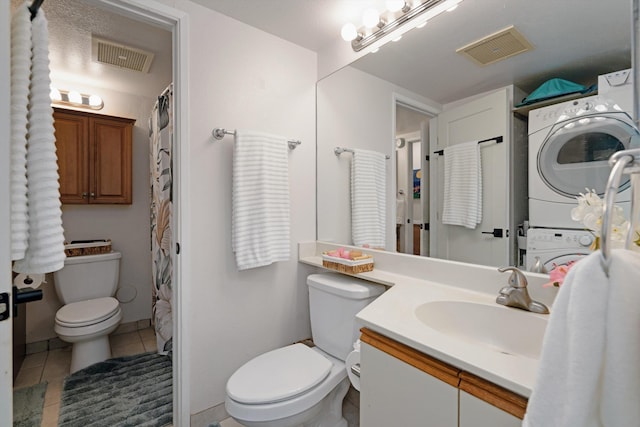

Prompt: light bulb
[
  {"left": 385, "top": 0, "right": 406, "bottom": 12},
  {"left": 341, "top": 23, "right": 358, "bottom": 41},
  {"left": 370, "top": 47, "right": 380, "bottom": 53},
  {"left": 416, "top": 19, "right": 428, "bottom": 28},
  {"left": 68, "top": 90, "right": 82, "bottom": 104},
  {"left": 88, "top": 94, "right": 103, "bottom": 108},
  {"left": 49, "top": 87, "right": 62, "bottom": 101},
  {"left": 392, "top": 35, "right": 403, "bottom": 42},
  {"left": 362, "top": 8, "right": 380, "bottom": 28}
]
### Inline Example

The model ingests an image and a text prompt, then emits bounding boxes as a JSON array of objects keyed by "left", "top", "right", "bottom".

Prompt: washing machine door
[
  {"left": 541, "top": 253, "right": 589, "bottom": 271},
  {"left": 537, "top": 111, "right": 640, "bottom": 198}
]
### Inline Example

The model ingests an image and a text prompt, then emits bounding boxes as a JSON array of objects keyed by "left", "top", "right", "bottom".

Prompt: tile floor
[
  {"left": 13, "top": 327, "right": 157, "bottom": 427},
  {"left": 15, "top": 329, "right": 360, "bottom": 427}
]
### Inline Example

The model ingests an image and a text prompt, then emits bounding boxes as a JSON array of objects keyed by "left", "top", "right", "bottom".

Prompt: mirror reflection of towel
[
  {"left": 442, "top": 141, "right": 482, "bottom": 229},
  {"left": 351, "top": 149, "right": 386, "bottom": 248}
]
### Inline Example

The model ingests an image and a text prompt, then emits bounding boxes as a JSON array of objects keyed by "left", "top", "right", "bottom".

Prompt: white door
[
  {"left": 0, "top": 2, "right": 15, "bottom": 424},
  {"left": 431, "top": 88, "right": 510, "bottom": 267}
]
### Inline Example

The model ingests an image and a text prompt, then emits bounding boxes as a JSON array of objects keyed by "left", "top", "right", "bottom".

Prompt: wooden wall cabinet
[{"left": 53, "top": 108, "right": 135, "bottom": 204}]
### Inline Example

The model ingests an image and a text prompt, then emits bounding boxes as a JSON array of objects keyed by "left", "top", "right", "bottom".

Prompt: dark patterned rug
[{"left": 58, "top": 353, "right": 172, "bottom": 427}]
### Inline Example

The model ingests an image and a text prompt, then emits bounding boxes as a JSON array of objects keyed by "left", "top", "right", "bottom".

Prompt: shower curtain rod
[
  {"left": 29, "top": 0, "right": 44, "bottom": 20},
  {"left": 334, "top": 146, "right": 391, "bottom": 159},
  {"left": 212, "top": 128, "right": 302, "bottom": 150},
  {"left": 432, "top": 135, "right": 503, "bottom": 156}
]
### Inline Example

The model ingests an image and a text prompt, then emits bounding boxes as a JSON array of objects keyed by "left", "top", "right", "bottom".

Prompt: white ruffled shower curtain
[{"left": 149, "top": 84, "right": 173, "bottom": 355}]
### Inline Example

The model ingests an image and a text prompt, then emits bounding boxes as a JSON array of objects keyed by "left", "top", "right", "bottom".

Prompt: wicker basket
[
  {"left": 321, "top": 253, "right": 374, "bottom": 274},
  {"left": 64, "top": 240, "right": 112, "bottom": 257}
]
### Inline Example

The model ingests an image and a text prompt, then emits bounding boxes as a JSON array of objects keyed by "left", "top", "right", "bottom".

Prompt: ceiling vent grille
[
  {"left": 91, "top": 36, "right": 154, "bottom": 73},
  {"left": 456, "top": 26, "right": 534, "bottom": 66}
]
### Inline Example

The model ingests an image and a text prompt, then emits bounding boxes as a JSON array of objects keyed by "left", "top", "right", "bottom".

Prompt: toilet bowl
[
  {"left": 225, "top": 273, "right": 386, "bottom": 427},
  {"left": 53, "top": 251, "right": 123, "bottom": 373},
  {"left": 226, "top": 344, "right": 350, "bottom": 427},
  {"left": 54, "top": 297, "right": 123, "bottom": 372}
]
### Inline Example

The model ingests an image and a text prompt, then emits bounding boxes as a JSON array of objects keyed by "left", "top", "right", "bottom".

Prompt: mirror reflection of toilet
[
  {"left": 225, "top": 273, "right": 385, "bottom": 427},
  {"left": 53, "top": 251, "right": 123, "bottom": 373}
]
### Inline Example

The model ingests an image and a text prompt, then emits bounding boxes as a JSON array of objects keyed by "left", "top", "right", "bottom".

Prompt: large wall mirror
[{"left": 317, "top": 0, "right": 631, "bottom": 268}]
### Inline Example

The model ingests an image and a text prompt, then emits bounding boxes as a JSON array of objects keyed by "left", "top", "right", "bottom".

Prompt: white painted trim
[
  {"left": 1, "top": 2, "right": 14, "bottom": 424},
  {"left": 392, "top": 93, "right": 439, "bottom": 255},
  {"left": 92, "top": 1, "right": 190, "bottom": 425}
]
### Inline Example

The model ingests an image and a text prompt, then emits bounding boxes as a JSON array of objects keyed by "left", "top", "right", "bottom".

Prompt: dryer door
[
  {"left": 537, "top": 113, "right": 639, "bottom": 198},
  {"left": 541, "top": 253, "right": 589, "bottom": 271}
]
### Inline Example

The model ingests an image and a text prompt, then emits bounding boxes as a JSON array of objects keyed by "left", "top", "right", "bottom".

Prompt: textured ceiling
[{"left": 11, "top": 0, "right": 172, "bottom": 98}]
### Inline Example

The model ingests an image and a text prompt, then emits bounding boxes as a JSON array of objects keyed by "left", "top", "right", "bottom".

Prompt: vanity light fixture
[
  {"left": 342, "top": 0, "right": 463, "bottom": 52},
  {"left": 50, "top": 87, "right": 104, "bottom": 110}
]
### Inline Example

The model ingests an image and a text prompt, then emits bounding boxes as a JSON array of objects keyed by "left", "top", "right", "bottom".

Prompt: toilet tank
[
  {"left": 307, "top": 273, "right": 386, "bottom": 361},
  {"left": 53, "top": 251, "right": 121, "bottom": 304}
]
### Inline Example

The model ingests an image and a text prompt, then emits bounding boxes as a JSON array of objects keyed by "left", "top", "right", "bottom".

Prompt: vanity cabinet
[
  {"left": 360, "top": 328, "right": 528, "bottom": 427},
  {"left": 53, "top": 108, "right": 135, "bottom": 204}
]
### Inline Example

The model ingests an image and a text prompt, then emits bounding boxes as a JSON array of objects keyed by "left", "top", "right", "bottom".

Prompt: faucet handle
[{"left": 498, "top": 266, "right": 528, "bottom": 288}]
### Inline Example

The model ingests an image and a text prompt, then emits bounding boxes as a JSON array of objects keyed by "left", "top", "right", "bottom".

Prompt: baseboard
[
  {"left": 190, "top": 402, "right": 228, "bottom": 427},
  {"left": 26, "top": 318, "right": 152, "bottom": 355}
]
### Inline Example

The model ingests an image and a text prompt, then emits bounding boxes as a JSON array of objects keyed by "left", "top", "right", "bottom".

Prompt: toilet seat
[
  {"left": 227, "top": 343, "right": 332, "bottom": 404},
  {"left": 55, "top": 297, "right": 120, "bottom": 327}
]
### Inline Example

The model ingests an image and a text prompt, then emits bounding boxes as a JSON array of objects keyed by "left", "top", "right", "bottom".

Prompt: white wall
[
  {"left": 172, "top": 1, "right": 318, "bottom": 415},
  {"left": 24, "top": 83, "right": 161, "bottom": 343},
  {"left": 317, "top": 66, "right": 440, "bottom": 251}
]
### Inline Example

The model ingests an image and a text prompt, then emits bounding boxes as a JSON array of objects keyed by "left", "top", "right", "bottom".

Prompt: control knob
[{"left": 578, "top": 234, "right": 594, "bottom": 247}]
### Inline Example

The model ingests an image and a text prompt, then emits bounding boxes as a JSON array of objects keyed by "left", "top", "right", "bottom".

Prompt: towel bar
[
  {"left": 334, "top": 146, "right": 391, "bottom": 160},
  {"left": 212, "top": 127, "right": 301, "bottom": 150}
]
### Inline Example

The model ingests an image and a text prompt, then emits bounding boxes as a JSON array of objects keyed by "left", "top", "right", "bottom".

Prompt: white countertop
[
  {"left": 356, "top": 277, "right": 543, "bottom": 398},
  {"left": 299, "top": 241, "right": 553, "bottom": 398}
]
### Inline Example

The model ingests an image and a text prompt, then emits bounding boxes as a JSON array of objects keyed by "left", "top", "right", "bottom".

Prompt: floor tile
[
  {"left": 112, "top": 341, "right": 146, "bottom": 358},
  {"left": 143, "top": 339, "right": 158, "bottom": 353},
  {"left": 110, "top": 330, "right": 143, "bottom": 347},
  {"left": 138, "top": 327, "right": 156, "bottom": 342},
  {"left": 220, "top": 418, "right": 246, "bottom": 427},
  {"left": 43, "top": 376, "right": 65, "bottom": 407},
  {"left": 41, "top": 401, "right": 60, "bottom": 427},
  {"left": 21, "top": 352, "right": 47, "bottom": 369},
  {"left": 41, "top": 350, "right": 70, "bottom": 381},
  {"left": 13, "top": 365, "right": 43, "bottom": 388}
]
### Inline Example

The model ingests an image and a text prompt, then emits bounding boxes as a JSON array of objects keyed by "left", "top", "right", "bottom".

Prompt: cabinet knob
[
  {"left": 90, "top": 192, "right": 96, "bottom": 198},
  {"left": 82, "top": 192, "right": 88, "bottom": 199}
]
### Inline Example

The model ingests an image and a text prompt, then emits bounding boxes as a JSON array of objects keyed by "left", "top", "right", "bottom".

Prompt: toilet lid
[
  {"left": 226, "top": 343, "right": 332, "bottom": 405},
  {"left": 56, "top": 297, "right": 120, "bottom": 327}
]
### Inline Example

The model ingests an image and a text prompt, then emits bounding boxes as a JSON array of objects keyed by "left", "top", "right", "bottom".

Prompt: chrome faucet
[{"left": 496, "top": 267, "right": 550, "bottom": 314}]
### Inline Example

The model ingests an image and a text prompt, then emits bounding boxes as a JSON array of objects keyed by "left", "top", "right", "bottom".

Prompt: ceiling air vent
[
  {"left": 91, "top": 36, "right": 155, "bottom": 73},
  {"left": 456, "top": 25, "right": 533, "bottom": 66}
]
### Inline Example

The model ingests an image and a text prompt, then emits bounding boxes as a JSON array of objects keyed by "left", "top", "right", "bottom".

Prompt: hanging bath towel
[
  {"left": 351, "top": 149, "right": 386, "bottom": 248},
  {"left": 10, "top": 2, "right": 32, "bottom": 261},
  {"left": 232, "top": 130, "right": 291, "bottom": 270},
  {"left": 442, "top": 141, "right": 482, "bottom": 229},
  {"left": 524, "top": 250, "right": 640, "bottom": 427},
  {"left": 13, "top": 6, "right": 66, "bottom": 274}
]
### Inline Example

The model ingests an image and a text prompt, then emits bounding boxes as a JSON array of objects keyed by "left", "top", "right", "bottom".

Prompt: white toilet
[
  {"left": 225, "top": 273, "right": 386, "bottom": 427},
  {"left": 53, "top": 251, "right": 123, "bottom": 373}
]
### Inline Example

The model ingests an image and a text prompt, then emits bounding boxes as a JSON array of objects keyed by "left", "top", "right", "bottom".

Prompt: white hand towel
[
  {"left": 442, "top": 141, "right": 482, "bottom": 229},
  {"left": 351, "top": 149, "right": 386, "bottom": 248},
  {"left": 232, "top": 130, "right": 290, "bottom": 270},
  {"left": 10, "top": 2, "right": 32, "bottom": 261},
  {"left": 523, "top": 250, "right": 640, "bottom": 427},
  {"left": 13, "top": 8, "right": 66, "bottom": 274}
]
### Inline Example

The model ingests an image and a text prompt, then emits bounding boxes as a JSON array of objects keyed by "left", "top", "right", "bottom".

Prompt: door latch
[
  {"left": 0, "top": 292, "right": 9, "bottom": 321},
  {"left": 482, "top": 228, "right": 504, "bottom": 238}
]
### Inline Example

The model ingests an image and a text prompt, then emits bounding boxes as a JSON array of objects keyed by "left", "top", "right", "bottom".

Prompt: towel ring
[{"left": 600, "top": 148, "right": 640, "bottom": 275}]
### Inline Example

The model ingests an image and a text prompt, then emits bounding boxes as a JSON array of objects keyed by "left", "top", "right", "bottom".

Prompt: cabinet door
[
  {"left": 54, "top": 110, "right": 89, "bottom": 203},
  {"left": 459, "top": 391, "right": 521, "bottom": 427},
  {"left": 90, "top": 117, "right": 133, "bottom": 204},
  {"left": 360, "top": 342, "right": 458, "bottom": 427}
]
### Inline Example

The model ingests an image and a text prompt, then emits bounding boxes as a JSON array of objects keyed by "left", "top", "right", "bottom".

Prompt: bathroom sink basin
[{"left": 414, "top": 301, "right": 548, "bottom": 359}]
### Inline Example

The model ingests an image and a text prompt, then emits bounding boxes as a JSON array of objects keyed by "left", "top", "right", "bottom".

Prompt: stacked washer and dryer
[{"left": 526, "top": 69, "right": 639, "bottom": 271}]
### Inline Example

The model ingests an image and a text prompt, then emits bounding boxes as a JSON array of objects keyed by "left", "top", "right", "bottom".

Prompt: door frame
[
  {"left": 81, "top": 0, "right": 191, "bottom": 424},
  {"left": 392, "top": 93, "right": 439, "bottom": 255}
]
